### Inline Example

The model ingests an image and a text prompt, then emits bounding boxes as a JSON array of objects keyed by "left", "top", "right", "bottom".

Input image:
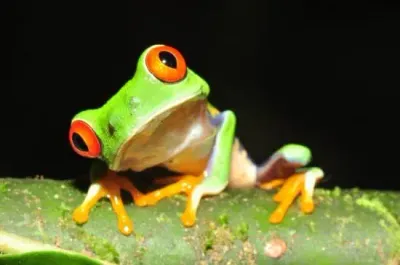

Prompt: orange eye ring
[
  {"left": 69, "top": 120, "right": 101, "bottom": 158},
  {"left": 145, "top": 45, "right": 187, "bottom": 83}
]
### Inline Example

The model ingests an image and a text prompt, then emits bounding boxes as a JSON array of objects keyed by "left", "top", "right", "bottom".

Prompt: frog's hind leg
[
  {"left": 72, "top": 163, "right": 145, "bottom": 236},
  {"left": 256, "top": 144, "right": 324, "bottom": 223}
]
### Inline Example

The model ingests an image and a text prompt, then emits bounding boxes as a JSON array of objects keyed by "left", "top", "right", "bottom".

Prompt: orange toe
[
  {"left": 181, "top": 208, "right": 196, "bottom": 227},
  {"left": 301, "top": 200, "right": 314, "bottom": 214},
  {"left": 117, "top": 215, "right": 134, "bottom": 236},
  {"left": 269, "top": 209, "right": 285, "bottom": 224},
  {"left": 273, "top": 176, "right": 298, "bottom": 202},
  {"left": 72, "top": 206, "right": 89, "bottom": 224}
]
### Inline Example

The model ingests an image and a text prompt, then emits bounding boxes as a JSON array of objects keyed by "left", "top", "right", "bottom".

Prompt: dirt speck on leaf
[
  {"left": 238, "top": 240, "right": 257, "bottom": 265},
  {"left": 264, "top": 237, "right": 287, "bottom": 259},
  {"left": 201, "top": 221, "right": 235, "bottom": 264}
]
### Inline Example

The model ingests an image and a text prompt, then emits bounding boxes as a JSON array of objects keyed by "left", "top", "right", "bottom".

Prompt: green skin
[{"left": 70, "top": 44, "right": 324, "bottom": 235}]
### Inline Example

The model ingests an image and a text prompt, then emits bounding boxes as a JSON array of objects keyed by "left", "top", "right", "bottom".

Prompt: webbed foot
[
  {"left": 259, "top": 167, "right": 324, "bottom": 223},
  {"left": 72, "top": 170, "right": 144, "bottom": 236}
]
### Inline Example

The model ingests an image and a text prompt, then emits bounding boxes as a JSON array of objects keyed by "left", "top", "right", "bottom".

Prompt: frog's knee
[{"left": 277, "top": 144, "right": 312, "bottom": 165}]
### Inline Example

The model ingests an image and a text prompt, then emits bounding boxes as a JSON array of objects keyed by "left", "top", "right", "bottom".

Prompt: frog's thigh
[
  {"left": 181, "top": 110, "right": 236, "bottom": 227},
  {"left": 257, "top": 143, "right": 312, "bottom": 186}
]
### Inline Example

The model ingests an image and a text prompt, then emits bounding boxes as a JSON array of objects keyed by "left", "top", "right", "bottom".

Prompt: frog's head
[{"left": 68, "top": 44, "right": 210, "bottom": 170}]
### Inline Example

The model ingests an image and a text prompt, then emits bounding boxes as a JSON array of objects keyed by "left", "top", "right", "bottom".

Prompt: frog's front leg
[
  {"left": 72, "top": 160, "right": 145, "bottom": 236},
  {"left": 256, "top": 144, "right": 324, "bottom": 223},
  {"left": 136, "top": 110, "right": 236, "bottom": 227}
]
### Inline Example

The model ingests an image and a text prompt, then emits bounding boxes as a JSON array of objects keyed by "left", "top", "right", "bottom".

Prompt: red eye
[
  {"left": 145, "top": 45, "right": 187, "bottom": 83},
  {"left": 69, "top": 120, "right": 101, "bottom": 158}
]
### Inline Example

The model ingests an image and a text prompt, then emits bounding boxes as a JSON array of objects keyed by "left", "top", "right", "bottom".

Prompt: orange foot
[
  {"left": 258, "top": 167, "right": 324, "bottom": 223},
  {"left": 135, "top": 174, "right": 204, "bottom": 227},
  {"left": 72, "top": 170, "right": 144, "bottom": 236}
]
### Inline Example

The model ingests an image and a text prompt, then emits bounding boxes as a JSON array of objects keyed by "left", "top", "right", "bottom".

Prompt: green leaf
[
  {"left": 0, "top": 251, "right": 103, "bottom": 265},
  {"left": 1, "top": 178, "right": 400, "bottom": 265}
]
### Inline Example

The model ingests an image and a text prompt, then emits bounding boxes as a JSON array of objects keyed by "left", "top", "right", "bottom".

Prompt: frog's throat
[{"left": 109, "top": 89, "right": 206, "bottom": 171}]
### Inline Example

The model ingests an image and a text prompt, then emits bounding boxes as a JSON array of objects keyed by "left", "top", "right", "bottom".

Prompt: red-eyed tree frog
[{"left": 69, "top": 44, "right": 325, "bottom": 236}]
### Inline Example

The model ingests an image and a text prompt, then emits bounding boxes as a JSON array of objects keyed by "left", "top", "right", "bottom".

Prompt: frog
[{"left": 69, "top": 44, "right": 325, "bottom": 236}]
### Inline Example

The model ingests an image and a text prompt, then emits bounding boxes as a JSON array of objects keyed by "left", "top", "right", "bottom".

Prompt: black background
[{"left": 5, "top": 1, "right": 400, "bottom": 190}]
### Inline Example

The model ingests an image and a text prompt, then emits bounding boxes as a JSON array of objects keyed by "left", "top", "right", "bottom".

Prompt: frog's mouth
[{"left": 110, "top": 89, "right": 207, "bottom": 171}]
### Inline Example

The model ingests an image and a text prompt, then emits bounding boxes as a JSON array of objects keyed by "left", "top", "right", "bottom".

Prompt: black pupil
[
  {"left": 72, "top": 132, "right": 88, "bottom": 152},
  {"left": 159, "top": 51, "right": 177, "bottom": 69}
]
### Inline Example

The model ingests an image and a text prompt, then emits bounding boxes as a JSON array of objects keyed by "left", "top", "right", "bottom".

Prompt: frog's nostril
[{"left": 72, "top": 132, "right": 88, "bottom": 152}]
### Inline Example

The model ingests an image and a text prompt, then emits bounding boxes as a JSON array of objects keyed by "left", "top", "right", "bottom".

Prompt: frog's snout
[{"left": 69, "top": 120, "right": 101, "bottom": 159}]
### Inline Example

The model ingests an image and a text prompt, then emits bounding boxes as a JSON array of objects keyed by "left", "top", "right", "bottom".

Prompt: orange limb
[
  {"left": 135, "top": 174, "right": 204, "bottom": 226},
  {"left": 257, "top": 179, "right": 285, "bottom": 190},
  {"left": 273, "top": 176, "right": 298, "bottom": 202},
  {"left": 269, "top": 173, "right": 305, "bottom": 223},
  {"left": 135, "top": 174, "right": 203, "bottom": 206},
  {"left": 180, "top": 189, "right": 199, "bottom": 227},
  {"left": 72, "top": 171, "right": 144, "bottom": 236},
  {"left": 300, "top": 171, "right": 319, "bottom": 213}
]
